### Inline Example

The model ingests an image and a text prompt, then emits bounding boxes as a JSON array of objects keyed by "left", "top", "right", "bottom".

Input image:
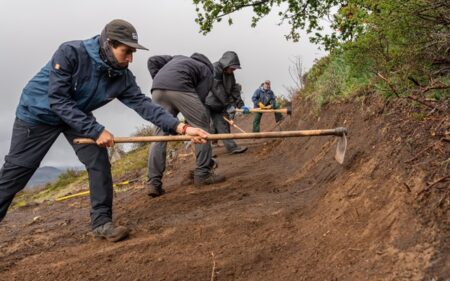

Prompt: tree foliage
[
  {"left": 193, "top": 0, "right": 450, "bottom": 101},
  {"left": 193, "top": 0, "right": 340, "bottom": 47}
]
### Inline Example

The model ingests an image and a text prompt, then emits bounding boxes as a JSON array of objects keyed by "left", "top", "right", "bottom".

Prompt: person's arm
[
  {"left": 269, "top": 90, "right": 276, "bottom": 108},
  {"left": 195, "top": 70, "right": 213, "bottom": 102},
  {"left": 251, "top": 89, "right": 260, "bottom": 108},
  {"left": 118, "top": 79, "right": 208, "bottom": 143},
  {"left": 48, "top": 43, "right": 105, "bottom": 140},
  {"left": 230, "top": 83, "right": 244, "bottom": 108},
  {"left": 211, "top": 78, "right": 232, "bottom": 106},
  {"left": 118, "top": 75, "right": 180, "bottom": 134}
]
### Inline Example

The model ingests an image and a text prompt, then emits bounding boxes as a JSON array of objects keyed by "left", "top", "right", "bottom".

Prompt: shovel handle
[
  {"left": 223, "top": 116, "right": 247, "bottom": 133},
  {"left": 235, "top": 108, "right": 290, "bottom": 115},
  {"left": 73, "top": 128, "right": 347, "bottom": 144}
]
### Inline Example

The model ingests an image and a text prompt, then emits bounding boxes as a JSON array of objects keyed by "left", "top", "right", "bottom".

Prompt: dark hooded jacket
[
  {"left": 148, "top": 53, "right": 214, "bottom": 102},
  {"left": 205, "top": 51, "right": 244, "bottom": 112},
  {"left": 15, "top": 36, "right": 179, "bottom": 139}
]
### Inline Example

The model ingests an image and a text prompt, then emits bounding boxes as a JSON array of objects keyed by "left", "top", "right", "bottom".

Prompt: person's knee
[{"left": 78, "top": 148, "right": 110, "bottom": 169}]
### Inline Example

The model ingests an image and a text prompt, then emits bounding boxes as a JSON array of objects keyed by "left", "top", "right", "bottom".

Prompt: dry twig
[
  {"left": 418, "top": 175, "right": 450, "bottom": 196},
  {"left": 376, "top": 72, "right": 445, "bottom": 112},
  {"left": 210, "top": 251, "right": 216, "bottom": 281},
  {"left": 404, "top": 142, "right": 437, "bottom": 163}
]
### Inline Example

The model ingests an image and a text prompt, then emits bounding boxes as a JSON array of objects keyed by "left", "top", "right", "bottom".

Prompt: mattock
[{"left": 74, "top": 127, "right": 348, "bottom": 164}]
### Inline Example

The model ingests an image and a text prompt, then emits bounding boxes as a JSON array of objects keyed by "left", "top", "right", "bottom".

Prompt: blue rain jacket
[{"left": 16, "top": 36, "right": 179, "bottom": 139}]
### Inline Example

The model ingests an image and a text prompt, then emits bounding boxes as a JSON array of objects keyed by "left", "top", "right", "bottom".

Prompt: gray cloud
[{"left": 0, "top": 0, "right": 326, "bottom": 167}]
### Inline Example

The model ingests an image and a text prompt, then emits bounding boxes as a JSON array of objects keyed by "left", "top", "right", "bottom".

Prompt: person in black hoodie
[
  {"left": 146, "top": 53, "right": 226, "bottom": 197},
  {"left": 205, "top": 51, "right": 249, "bottom": 154}
]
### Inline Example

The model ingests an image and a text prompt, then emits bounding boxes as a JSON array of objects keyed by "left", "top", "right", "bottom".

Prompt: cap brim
[
  {"left": 229, "top": 65, "right": 241, "bottom": 69},
  {"left": 118, "top": 40, "right": 149, "bottom": 50}
]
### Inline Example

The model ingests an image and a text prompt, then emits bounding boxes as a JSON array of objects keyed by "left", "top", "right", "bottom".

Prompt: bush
[{"left": 130, "top": 125, "right": 155, "bottom": 150}]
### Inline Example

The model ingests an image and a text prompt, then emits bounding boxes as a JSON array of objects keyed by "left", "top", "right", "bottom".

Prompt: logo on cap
[{"left": 132, "top": 32, "right": 138, "bottom": 40}]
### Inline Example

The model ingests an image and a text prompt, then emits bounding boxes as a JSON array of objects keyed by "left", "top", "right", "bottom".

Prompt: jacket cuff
[
  {"left": 170, "top": 120, "right": 181, "bottom": 135},
  {"left": 91, "top": 124, "right": 105, "bottom": 140}
]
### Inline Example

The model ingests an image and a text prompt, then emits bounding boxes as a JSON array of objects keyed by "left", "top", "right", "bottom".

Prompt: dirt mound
[{"left": 0, "top": 95, "right": 448, "bottom": 281}]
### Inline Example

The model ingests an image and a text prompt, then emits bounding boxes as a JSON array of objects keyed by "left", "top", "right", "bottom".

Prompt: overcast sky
[{"left": 0, "top": 0, "right": 326, "bottom": 167}]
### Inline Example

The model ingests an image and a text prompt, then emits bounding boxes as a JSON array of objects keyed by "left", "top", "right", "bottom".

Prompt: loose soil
[{"left": 0, "top": 95, "right": 448, "bottom": 281}]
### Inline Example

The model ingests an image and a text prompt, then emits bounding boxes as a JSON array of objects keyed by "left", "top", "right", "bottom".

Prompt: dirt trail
[{"left": 0, "top": 96, "right": 448, "bottom": 281}]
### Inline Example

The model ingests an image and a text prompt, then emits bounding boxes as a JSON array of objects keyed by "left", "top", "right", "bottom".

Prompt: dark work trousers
[
  {"left": 147, "top": 90, "right": 213, "bottom": 189},
  {"left": 0, "top": 118, "right": 112, "bottom": 229},
  {"left": 252, "top": 103, "right": 283, "bottom": 132},
  {"left": 209, "top": 110, "right": 238, "bottom": 152}
]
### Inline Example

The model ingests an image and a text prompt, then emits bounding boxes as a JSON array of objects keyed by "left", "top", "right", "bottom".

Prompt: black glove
[{"left": 226, "top": 105, "right": 236, "bottom": 115}]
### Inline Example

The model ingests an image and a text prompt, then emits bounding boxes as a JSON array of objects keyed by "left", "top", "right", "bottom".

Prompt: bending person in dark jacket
[
  {"left": 0, "top": 19, "right": 208, "bottom": 242},
  {"left": 147, "top": 53, "right": 226, "bottom": 197},
  {"left": 251, "top": 80, "right": 283, "bottom": 132},
  {"left": 205, "top": 51, "right": 248, "bottom": 154}
]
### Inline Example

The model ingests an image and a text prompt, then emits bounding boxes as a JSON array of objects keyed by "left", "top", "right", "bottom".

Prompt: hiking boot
[
  {"left": 194, "top": 172, "right": 226, "bottom": 186},
  {"left": 182, "top": 159, "right": 218, "bottom": 186},
  {"left": 93, "top": 222, "right": 129, "bottom": 242},
  {"left": 230, "top": 146, "right": 248, "bottom": 154},
  {"left": 146, "top": 182, "right": 165, "bottom": 197},
  {"left": 209, "top": 158, "right": 218, "bottom": 169}
]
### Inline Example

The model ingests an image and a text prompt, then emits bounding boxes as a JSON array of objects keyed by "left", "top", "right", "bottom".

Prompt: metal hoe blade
[{"left": 335, "top": 133, "right": 347, "bottom": 164}]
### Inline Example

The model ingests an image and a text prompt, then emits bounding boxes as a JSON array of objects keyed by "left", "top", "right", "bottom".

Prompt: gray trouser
[
  {"left": 147, "top": 90, "right": 213, "bottom": 188},
  {"left": 210, "top": 110, "right": 238, "bottom": 152},
  {"left": 0, "top": 118, "right": 113, "bottom": 229}
]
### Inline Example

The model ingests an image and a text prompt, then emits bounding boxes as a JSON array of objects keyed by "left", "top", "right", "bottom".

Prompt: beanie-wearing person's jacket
[
  {"left": 16, "top": 36, "right": 179, "bottom": 139},
  {"left": 205, "top": 51, "right": 244, "bottom": 112},
  {"left": 148, "top": 53, "right": 214, "bottom": 103},
  {"left": 252, "top": 87, "right": 276, "bottom": 108}
]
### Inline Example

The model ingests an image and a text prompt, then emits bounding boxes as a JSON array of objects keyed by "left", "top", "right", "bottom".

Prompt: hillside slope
[{"left": 0, "top": 95, "right": 448, "bottom": 281}]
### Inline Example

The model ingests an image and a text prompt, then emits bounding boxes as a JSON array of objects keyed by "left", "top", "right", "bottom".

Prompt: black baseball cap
[{"left": 105, "top": 19, "right": 148, "bottom": 50}]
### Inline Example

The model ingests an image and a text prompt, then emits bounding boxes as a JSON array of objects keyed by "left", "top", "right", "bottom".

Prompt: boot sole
[{"left": 94, "top": 230, "right": 130, "bottom": 242}]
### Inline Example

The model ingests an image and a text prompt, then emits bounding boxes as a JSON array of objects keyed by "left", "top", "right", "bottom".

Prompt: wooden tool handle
[
  {"left": 223, "top": 116, "right": 247, "bottom": 133},
  {"left": 235, "top": 108, "right": 289, "bottom": 114},
  {"left": 73, "top": 128, "right": 347, "bottom": 144}
]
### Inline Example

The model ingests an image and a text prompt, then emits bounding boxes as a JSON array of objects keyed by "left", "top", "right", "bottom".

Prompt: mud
[{"left": 0, "top": 95, "right": 448, "bottom": 281}]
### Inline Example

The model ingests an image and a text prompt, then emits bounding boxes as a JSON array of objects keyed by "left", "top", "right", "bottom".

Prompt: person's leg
[
  {"left": 253, "top": 112, "right": 262, "bottom": 132},
  {"left": 273, "top": 103, "right": 283, "bottom": 123},
  {"left": 0, "top": 119, "right": 60, "bottom": 222},
  {"left": 65, "top": 127, "right": 129, "bottom": 242},
  {"left": 210, "top": 111, "right": 238, "bottom": 152},
  {"left": 164, "top": 91, "right": 219, "bottom": 181},
  {"left": 147, "top": 90, "right": 179, "bottom": 196},
  {"left": 64, "top": 129, "right": 113, "bottom": 229}
]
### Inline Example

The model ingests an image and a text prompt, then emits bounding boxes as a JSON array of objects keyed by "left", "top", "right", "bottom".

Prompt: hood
[
  {"left": 147, "top": 55, "right": 173, "bottom": 78},
  {"left": 191, "top": 53, "right": 214, "bottom": 74},
  {"left": 218, "top": 51, "right": 241, "bottom": 70},
  {"left": 82, "top": 35, "right": 125, "bottom": 76}
]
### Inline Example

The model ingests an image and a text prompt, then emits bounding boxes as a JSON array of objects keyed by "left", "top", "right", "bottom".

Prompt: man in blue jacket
[
  {"left": 251, "top": 80, "right": 283, "bottom": 132},
  {"left": 0, "top": 19, "right": 208, "bottom": 242},
  {"left": 146, "top": 53, "right": 226, "bottom": 197}
]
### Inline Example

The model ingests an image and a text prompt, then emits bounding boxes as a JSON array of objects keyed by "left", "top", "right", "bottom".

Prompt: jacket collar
[{"left": 82, "top": 36, "right": 125, "bottom": 77}]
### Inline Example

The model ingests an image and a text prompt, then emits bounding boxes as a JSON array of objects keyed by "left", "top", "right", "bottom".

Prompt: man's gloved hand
[
  {"left": 258, "top": 102, "right": 265, "bottom": 109},
  {"left": 226, "top": 105, "right": 236, "bottom": 120},
  {"left": 226, "top": 105, "right": 236, "bottom": 115},
  {"left": 242, "top": 106, "right": 250, "bottom": 114}
]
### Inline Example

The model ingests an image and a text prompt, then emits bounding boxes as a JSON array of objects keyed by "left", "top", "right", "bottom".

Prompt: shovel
[{"left": 74, "top": 127, "right": 348, "bottom": 164}]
